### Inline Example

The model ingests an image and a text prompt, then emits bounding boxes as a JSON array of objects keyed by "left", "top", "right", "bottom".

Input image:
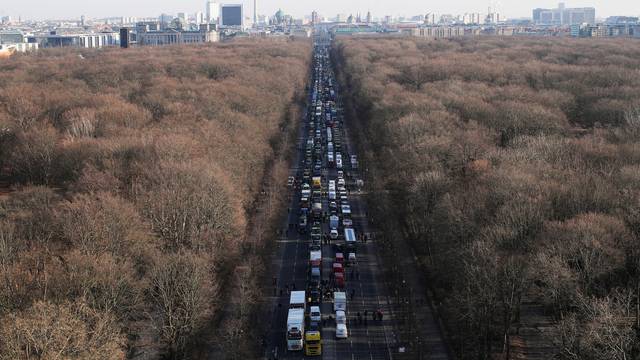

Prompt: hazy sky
[{"left": 1, "top": 1, "right": 638, "bottom": 21}]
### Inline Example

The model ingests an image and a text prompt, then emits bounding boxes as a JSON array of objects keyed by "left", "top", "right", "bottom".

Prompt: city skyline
[{"left": 1, "top": 0, "right": 638, "bottom": 21}]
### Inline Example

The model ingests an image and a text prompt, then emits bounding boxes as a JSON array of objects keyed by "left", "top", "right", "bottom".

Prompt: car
[
  {"left": 288, "top": 176, "right": 296, "bottom": 187},
  {"left": 310, "top": 267, "right": 321, "bottom": 288},
  {"left": 329, "top": 201, "right": 337, "bottom": 211},
  {"left": 336, "top": 324, "right": 349, "bottom": 339},
  {"left": 309, "top": 306, "right": 321, "bottom": 322},
  {"left": 328, "top": 190, "right": 336, "bottom": 200},
  {"left": 335, "top": 313, "right": 348, "bottom": 338},
  {"left": 308, "top": 321, "right": 321, "bottom": 333},
  {"left": 348, "top": 253, "right": 357, "bottom": 266},
  {"left": 336, "top": 310, "right": 346, "bottom": 325},
  {"left": 308, "top": 289, "right": 321, "bottom": 306},
  {"left": 299, "top": 216, "right": 308, "bottom": 231},
  {"left": 330, "top": 229, "right": 339, "bottom": 240},
  {"left": 337, "top": 178, "right": 345, "bottom": 187},
  {"left": 342, "top": 218, "right": 353, "bottom": 228},
  {"left": 313, "top": 190, "right": 322, "bottom": 200}
]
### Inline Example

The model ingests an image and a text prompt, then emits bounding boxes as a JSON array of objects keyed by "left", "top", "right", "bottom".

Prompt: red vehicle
[
  {"left": 333, "top": 262, "right": 344, "bottom": 274},
  {"left": 335, "top": 253, "right": 344, "bottom": 264},
  {"left": 334, "top": 272, "right": 345, "bottom": 288}
]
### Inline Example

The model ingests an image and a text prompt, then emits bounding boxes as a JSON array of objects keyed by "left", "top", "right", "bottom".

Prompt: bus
[{"left": 344, "top": 228, "right": 357, "bottom": 252}]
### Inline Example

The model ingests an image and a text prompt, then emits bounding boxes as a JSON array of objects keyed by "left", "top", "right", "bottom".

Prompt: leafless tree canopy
[
  {"left": 333, "top": 36, "right": 640, "bottom": 359},
  {"left": 0, "top": 39, "right": 310, "bottom": 358}
]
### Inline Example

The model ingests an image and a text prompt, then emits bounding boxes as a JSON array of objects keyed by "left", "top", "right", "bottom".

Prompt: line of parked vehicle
[{"left": 284, "top": 41, "right": 362, "bottom": 357}]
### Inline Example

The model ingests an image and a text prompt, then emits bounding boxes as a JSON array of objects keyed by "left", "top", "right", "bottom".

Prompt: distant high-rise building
[
  {"left": 220, "top": 4, "right": 243, "bottom": 27},
  {"left": 206, "top": 0, "right": 220, "bottom": 24},
  {"left": 195, "top": 11, "right": 204, "bottom": 24},
  {"left": 159, "top": 13, "right": 173, "bottom": 27},
  {"left": 533, "top": 2, "right": 595, "bottom": 25},
  {"left": 311, "top": 11, "right": 319, "bottom": 25},
  {"left": 366, "top": 11, "right": 372, "bottom": 24},
  {"left": 253, "top": 0, "right": 258, "bottom": 25}
]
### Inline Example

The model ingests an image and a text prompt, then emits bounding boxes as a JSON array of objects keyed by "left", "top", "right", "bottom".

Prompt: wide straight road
[{"left": 264, "top": 35, "right": 396, "bottom": 360}]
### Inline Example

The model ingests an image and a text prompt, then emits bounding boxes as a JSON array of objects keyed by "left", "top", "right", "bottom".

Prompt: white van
[{"left": 310, "top": 306, "right": 321, "bottom": 322}]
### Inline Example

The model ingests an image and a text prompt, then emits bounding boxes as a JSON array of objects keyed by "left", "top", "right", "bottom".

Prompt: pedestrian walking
[
  {"left": 292, "top": 283, "right": 296, "bottom": 291},
  {"left": 350, "top": 289, "right": 355, "bottom": 300},
  {"left": 285, "top": 285, "right": 289, "bottom": 294}
]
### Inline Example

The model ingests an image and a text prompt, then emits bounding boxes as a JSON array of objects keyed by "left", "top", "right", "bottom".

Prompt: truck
[
  {"left": 287, "top": 308, "right": 305, "bottom": 351},
  {"left": 334, "top": 272, "right": 345, "bottom": 288},
  {"left": 290, "top": 291, "right": 306, "bottom": 310},
  {"left": 310, "top": 250, "right": 322, "bottom": 268},
  {"left": 334, "top": 291, "right": 347, "bottom": 312},
  {"left": 312, "top": 176, "right": 322, "bottom": 189},
  {"left": 304, "top": 328, "right": 322, "bottom": 356}
]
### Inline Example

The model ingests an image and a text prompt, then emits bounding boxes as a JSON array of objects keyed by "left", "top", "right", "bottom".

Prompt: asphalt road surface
[{"left": 264, "top": 38, "right": 395, "bottom": 360}]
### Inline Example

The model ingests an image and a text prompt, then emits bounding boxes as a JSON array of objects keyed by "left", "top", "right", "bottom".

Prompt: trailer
[{"left": 287, "top": 308, "right": 305, "bottom": 351}]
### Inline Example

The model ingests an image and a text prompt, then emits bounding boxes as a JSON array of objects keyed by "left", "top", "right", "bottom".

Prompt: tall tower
[
  {"left": 253, "top": 0, "right": 258, "bottom": 25},
  {"left": 206, "top": 0, "right": 219, "bottom": 24}
]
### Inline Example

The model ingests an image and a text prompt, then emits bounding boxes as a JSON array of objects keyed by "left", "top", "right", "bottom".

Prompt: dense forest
[
  {"left": 333, "top": 37, "right": 640, "bottom": 359},
  {"left": 0, "top": 39, "right": 310, "bottom": 359}
]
